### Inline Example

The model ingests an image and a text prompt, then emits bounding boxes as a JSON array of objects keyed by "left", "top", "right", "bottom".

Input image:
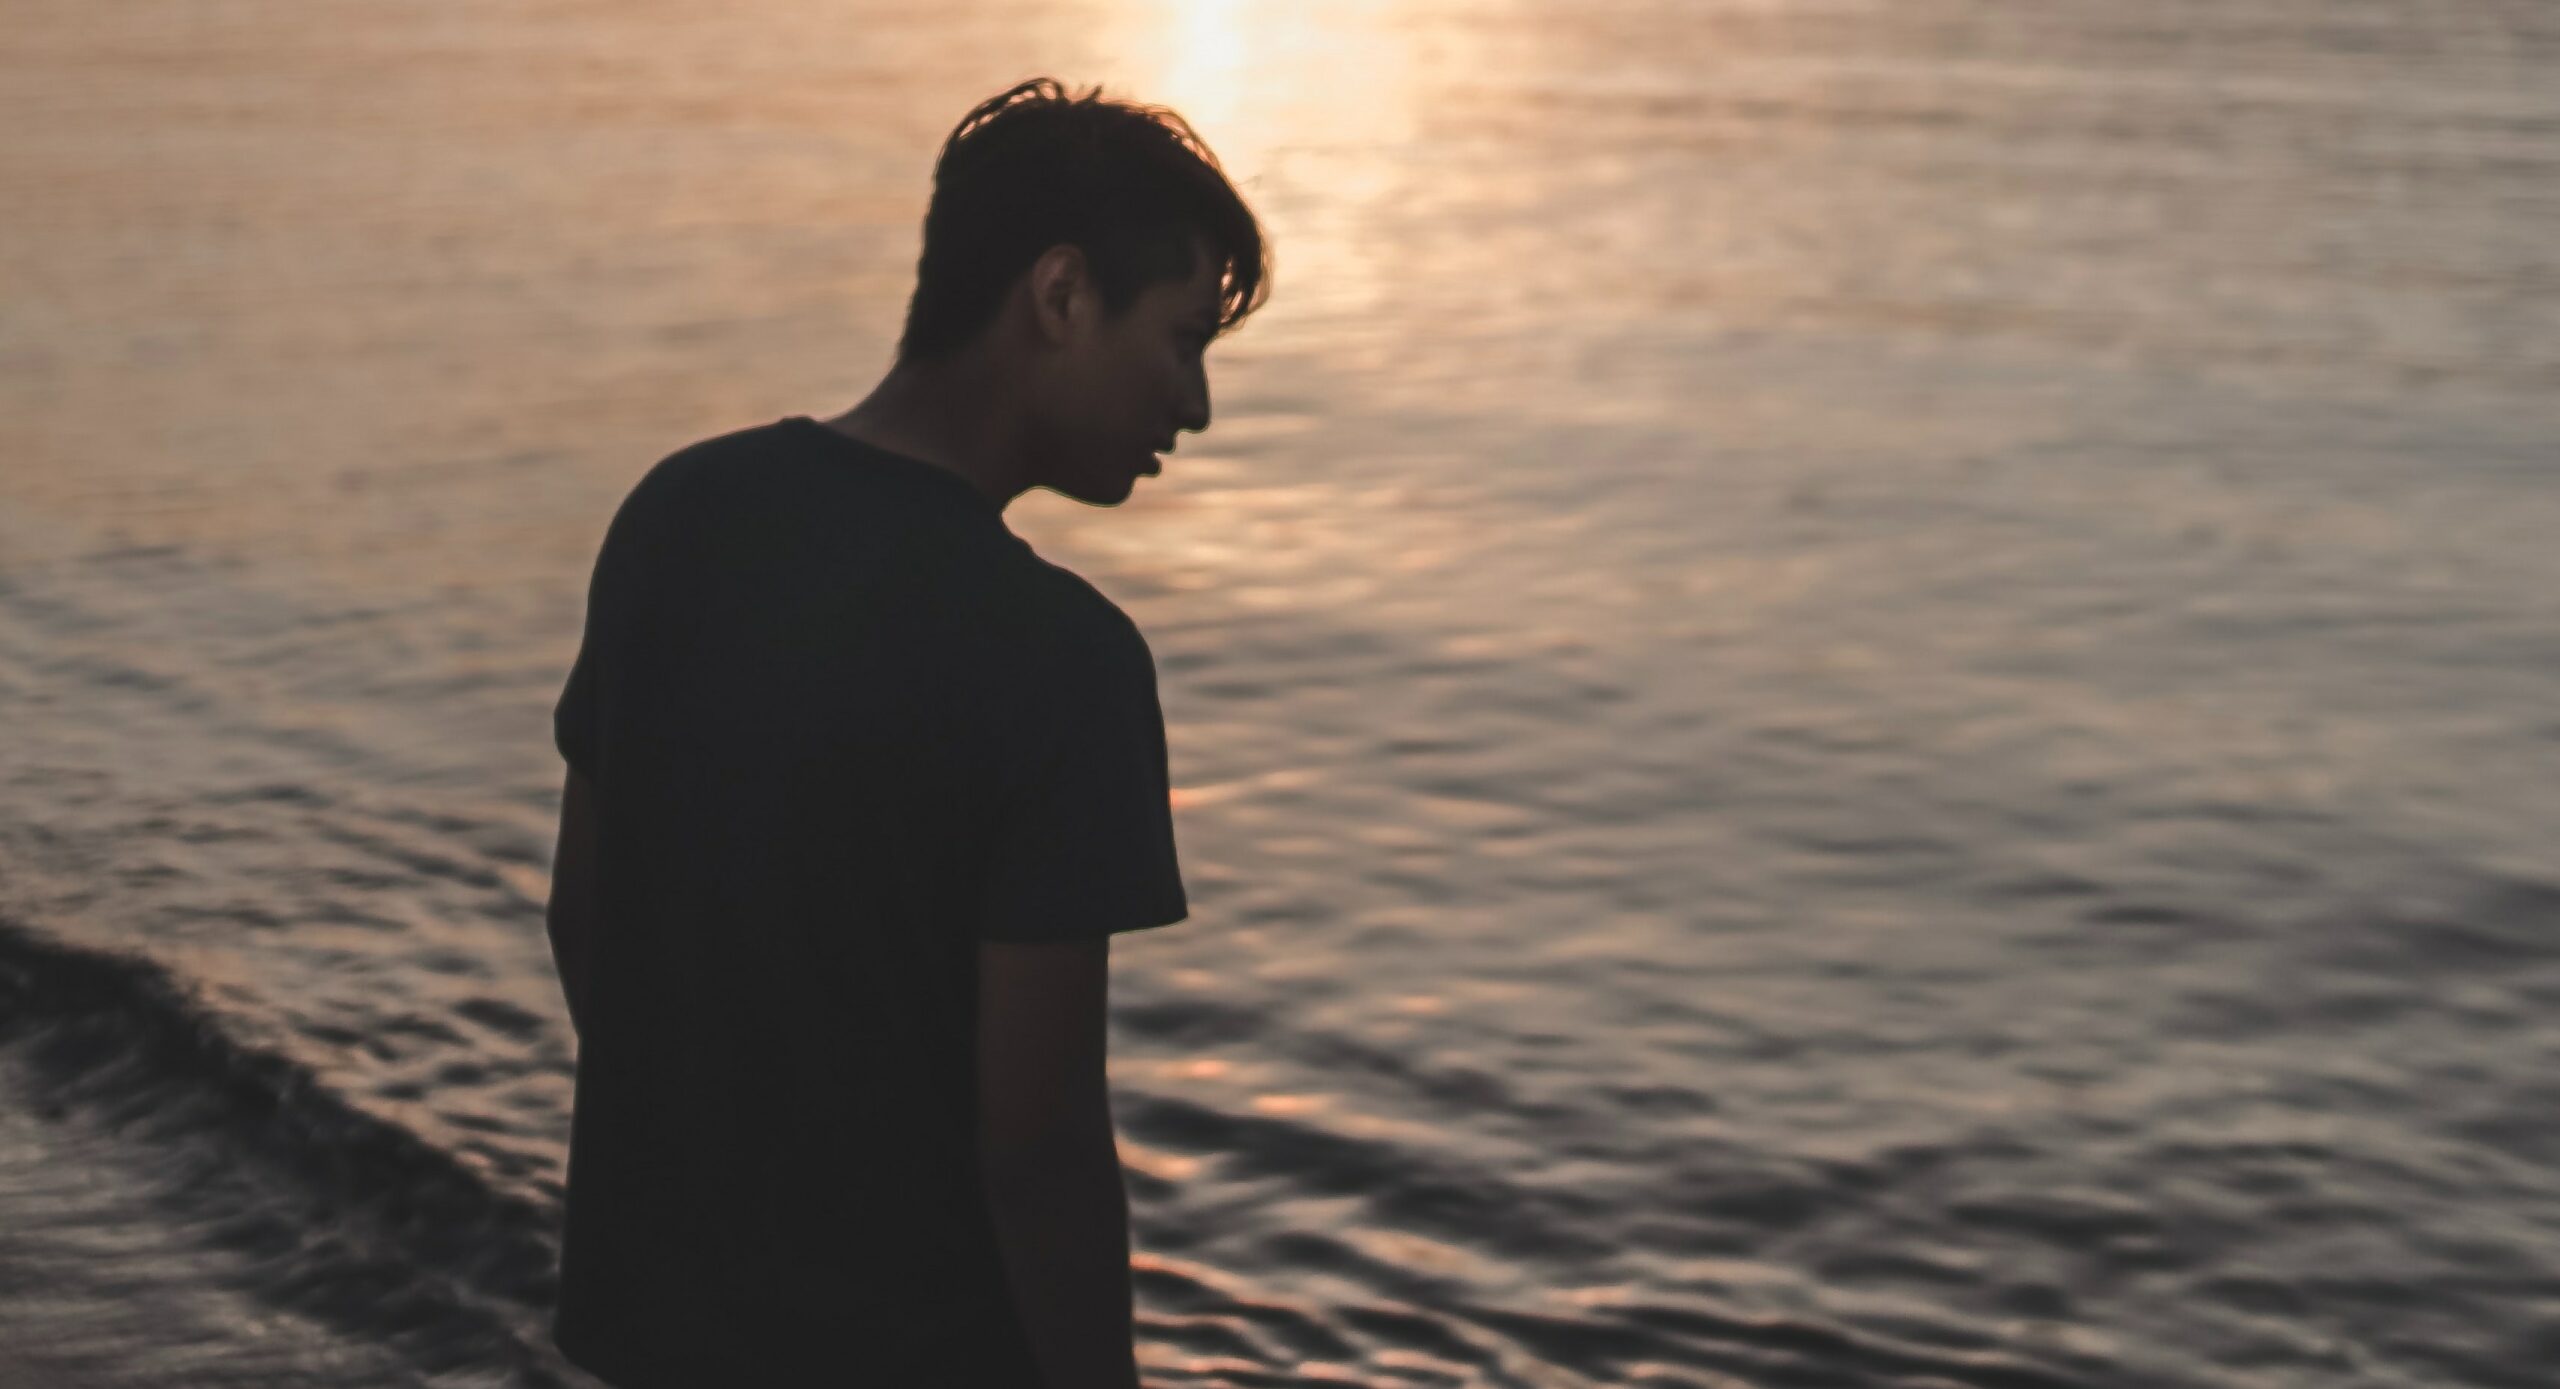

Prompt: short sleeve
[
  {"left": 554, "top": 640, "right": 600, "bottom": 778},
  {"left": 974, "top": 616, "right": 1189, "bottom": 943}
]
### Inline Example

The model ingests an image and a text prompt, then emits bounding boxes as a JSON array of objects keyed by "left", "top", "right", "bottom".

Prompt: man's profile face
[{"left": 1034, "top": 243, "right": 1222, "bottom": 507}]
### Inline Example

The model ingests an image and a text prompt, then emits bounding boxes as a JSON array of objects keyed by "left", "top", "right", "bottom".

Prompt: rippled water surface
[{"left": 4, "top": 1, "right": 2557, "bottom": 1385}]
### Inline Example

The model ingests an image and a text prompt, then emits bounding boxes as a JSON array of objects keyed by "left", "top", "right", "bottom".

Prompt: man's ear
[{"left": 1025, "top": 244, "right": 1092, "bottom": 347}]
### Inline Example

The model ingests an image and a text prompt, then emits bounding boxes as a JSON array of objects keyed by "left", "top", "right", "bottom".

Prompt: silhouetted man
[{"left": 542, "top": 78, "right": 1268, "bottom": 1389}]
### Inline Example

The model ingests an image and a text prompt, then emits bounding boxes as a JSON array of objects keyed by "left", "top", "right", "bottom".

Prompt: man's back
[{"left": 549, "top": 416, "right": 1188, "bottom": 1386}]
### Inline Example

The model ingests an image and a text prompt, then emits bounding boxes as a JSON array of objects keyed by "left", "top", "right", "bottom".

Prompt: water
[{"left": 3, "top": 0, "right": 2556, "bottom": 1384}]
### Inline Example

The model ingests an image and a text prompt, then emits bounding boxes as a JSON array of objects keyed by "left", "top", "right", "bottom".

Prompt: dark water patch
[
  {"left": 317, "top": 864, "right": 420, "bottom": 892},
  {"left": 1945, "top": 1190, "right": 2161, "bottom": 1247},
  {"left": 2298, "top": 984, "right": 2420, "bottom": 1027},
  {"left": 2077, "top": 899, "right": 2213, "bottom": 930},
  {"left": 413, "top": 946, "right": 495, "bottom": 978},
  {"left": 1457, "top": 1302, "right": 1692, "bottom": 1380},
  {"left": 432, "top": 1058, "right": 491, "bottom": 1087},
  {"left": 0, "top": 913, "right": 568, "bottom": 1384},
  {"left": 306, "top": 819, "right": 509, "bottom": 894},
  {"left": 1788, "top": 831, "right": 1962, "bottom": 860},
  {"left": 2263, "top": 1192, "right": 2399, "bottom": 1234},
  {"left": 1333, "top": 1302, "right": 1503, "bottom": 1372},
  {"left": 205, "top": 781, "right": 334, "bottom": 809},
  {"left": 2193, "top": 1271, "right": 2309, "bottom": 1317},
  {"left": 2145, "top": 1136, "right": 2338, "bottom": 1167},
  {"left": 296, "top": 1020, "right": 377, "bottom": 1057},
  {"left": 1830, "top": 1138, "right": 1989, "bottom": 1192},
  {"left": 2446, "top": 1105, "right": 2560, "bottom": 1169},
  {"left": 374, "top": 804, "right": 506, "bottom": 840},
  {"left": 1124, "top": 1092, "right": 1617, "bottom": 1264},
  {"left": 2370, "top": 1338, "right": 2560, "bottom": 1389},
  {"left": 1143, "top": 1250, "right": 1371, "bottom": 1365},
  {"left": 453, "top": 996, "right": 544, "bottom": 1041},
  {"left": 2162, "top": 987, "right": 2288, "bottom": 1041},
  {"left": 1687, "top": 1176, "right": 1833, "bottom": 1233},
  {"left": 1607, "top": 1297, "right": 2099, "bottom": 1389},
  {"left": 1254, "top": 1229, "right": 1478, "bottom": 1307},
  {"left": 2144, "top": 1143, "right": 2327, "bottom": 1201},
  {"left": 154, "top": 899, "right": 290, "bottom": 931},
  {"left": 1118, "top": 995, "right": 1274, "bottom": 1047},
  {"left": 47, "top": 652, "right": 186, "bottom": 697},
  {"left": 1992, "top": 1280, "right": 2077, "bottom": 1320},
  {"left": 154, "top": 816, "right": 274, "bottom": 846},
  {"left": 1133, "top": 1257, "right": 1263, "bottom": 1314},
  {"left": 77, "top": 541, "right": 192, "bottom": 565},
  {"left": 2169, "top": 795, "right": 2340, "bottom": 829},
  {"left": 1289, "top": 1030, "right": 1541, "bottom": 1113},
  {"left": 1816, "top": 1247, "right": 1986, "bottom": 1289},
  {"left": 1139, "top": 1299, "right": 1368, "bottom": 1373},
  {"left": 1148, "top": 1362, "right": 1403, "bottom": 1389},
  {"left": 114, "top": 859, "right": 189, "bottom": 891},
  {"left": 2308, "top": 875, "right": 2560, "bottom": 979},
  {"left": 1141, "top": 1311, "right": 1274, "bottom": 1366},
  {"left": 1225, "top": 1297, "right": 1366, "bottom": 1363},
  {"left": 1840, "top": 1307, "right": 2003, "bottom": 1355},
  {"left": 1597, "top": 1081, "right": 1719, "bottom": 1117}
]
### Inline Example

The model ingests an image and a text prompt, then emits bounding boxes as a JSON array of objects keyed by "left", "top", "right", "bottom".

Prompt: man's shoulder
[
  {"left": 670, "top": 416, "right": 800, "bottom": 459},
  {"left": 1017, "top": 556, "right": 1153, "bottom": 666},
  {"left": 630, "top": 418, "right": 1153, "bottom": 655},
  {"left": 608, "top": 417, "right": 1007, "bottom": 554},
  {"left": 596, "top": 419, "right": 802, "bottom": 532},
  {"left": 636, "top": 417, "right": 811, "bottom": 494}
]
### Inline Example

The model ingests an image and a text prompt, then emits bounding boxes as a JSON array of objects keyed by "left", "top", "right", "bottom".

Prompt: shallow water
[{"left": 3, "top": 0, "right": 2557, "bottom": 1385}]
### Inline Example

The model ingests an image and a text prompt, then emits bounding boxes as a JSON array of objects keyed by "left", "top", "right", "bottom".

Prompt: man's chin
[{"left": 1053, "top": 474, "right": 1137, "bottom": 508}]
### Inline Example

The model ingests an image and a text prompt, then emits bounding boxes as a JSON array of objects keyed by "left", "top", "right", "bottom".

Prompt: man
[{"left": 542, "top": 78, "right": 1268, "bottom": 1389}]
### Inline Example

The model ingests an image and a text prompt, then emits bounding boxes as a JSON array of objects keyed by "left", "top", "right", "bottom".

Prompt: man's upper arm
[
  {"left": 973, "top": 604, "right": 1188, "bottom": 945},
  {"left": 976, "top": 937, "right": 1113, "bottom": 1168},
  {"left": 970, "top": 597, "right": 1179, "bottom": 1161}
]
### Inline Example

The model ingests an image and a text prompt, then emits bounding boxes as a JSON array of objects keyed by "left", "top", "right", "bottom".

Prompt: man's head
[{"left": 897, "top": 78, "right": 1269, "bottom": 504}]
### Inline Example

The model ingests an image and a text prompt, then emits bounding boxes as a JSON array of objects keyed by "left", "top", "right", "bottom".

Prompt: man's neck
[{"left": 823, "top": 357, "right": 1028, "bottom": 511}]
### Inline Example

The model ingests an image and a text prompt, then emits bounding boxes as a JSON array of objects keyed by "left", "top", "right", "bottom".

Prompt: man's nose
[{"left": 1175, "top": 374, "right": 1211, "bottom": 436}]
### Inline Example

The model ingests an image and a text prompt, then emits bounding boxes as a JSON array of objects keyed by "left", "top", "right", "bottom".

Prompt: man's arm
[
  {"left": 977, "top": 937, "right": 1143, "bottom": 1389},
  {"left": 546, "top": 766, "right": 600, "bottom": 1038}
]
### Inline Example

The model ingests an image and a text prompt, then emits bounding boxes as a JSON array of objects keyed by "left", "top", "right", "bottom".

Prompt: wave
[{"left": 0, "top": 912, "right": 575, "bottom": 1386}]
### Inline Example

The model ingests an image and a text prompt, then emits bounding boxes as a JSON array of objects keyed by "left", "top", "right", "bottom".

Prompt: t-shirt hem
[
  {"left": 553, "top": 1310, "right": 643, "bottom": 1389},
  {"left": 975, "top": 897, "right": 1189, "bottom": 944}
]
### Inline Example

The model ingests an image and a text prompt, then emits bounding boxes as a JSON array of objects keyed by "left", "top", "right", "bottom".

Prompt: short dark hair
[{"left": 896, "top": 78, "right": 1270, "bottom": 364}]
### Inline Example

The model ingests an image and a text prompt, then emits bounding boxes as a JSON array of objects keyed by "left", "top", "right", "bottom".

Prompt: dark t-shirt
[{"left": 547, "top": 416, "right": 1187, "bottom": 1388}]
